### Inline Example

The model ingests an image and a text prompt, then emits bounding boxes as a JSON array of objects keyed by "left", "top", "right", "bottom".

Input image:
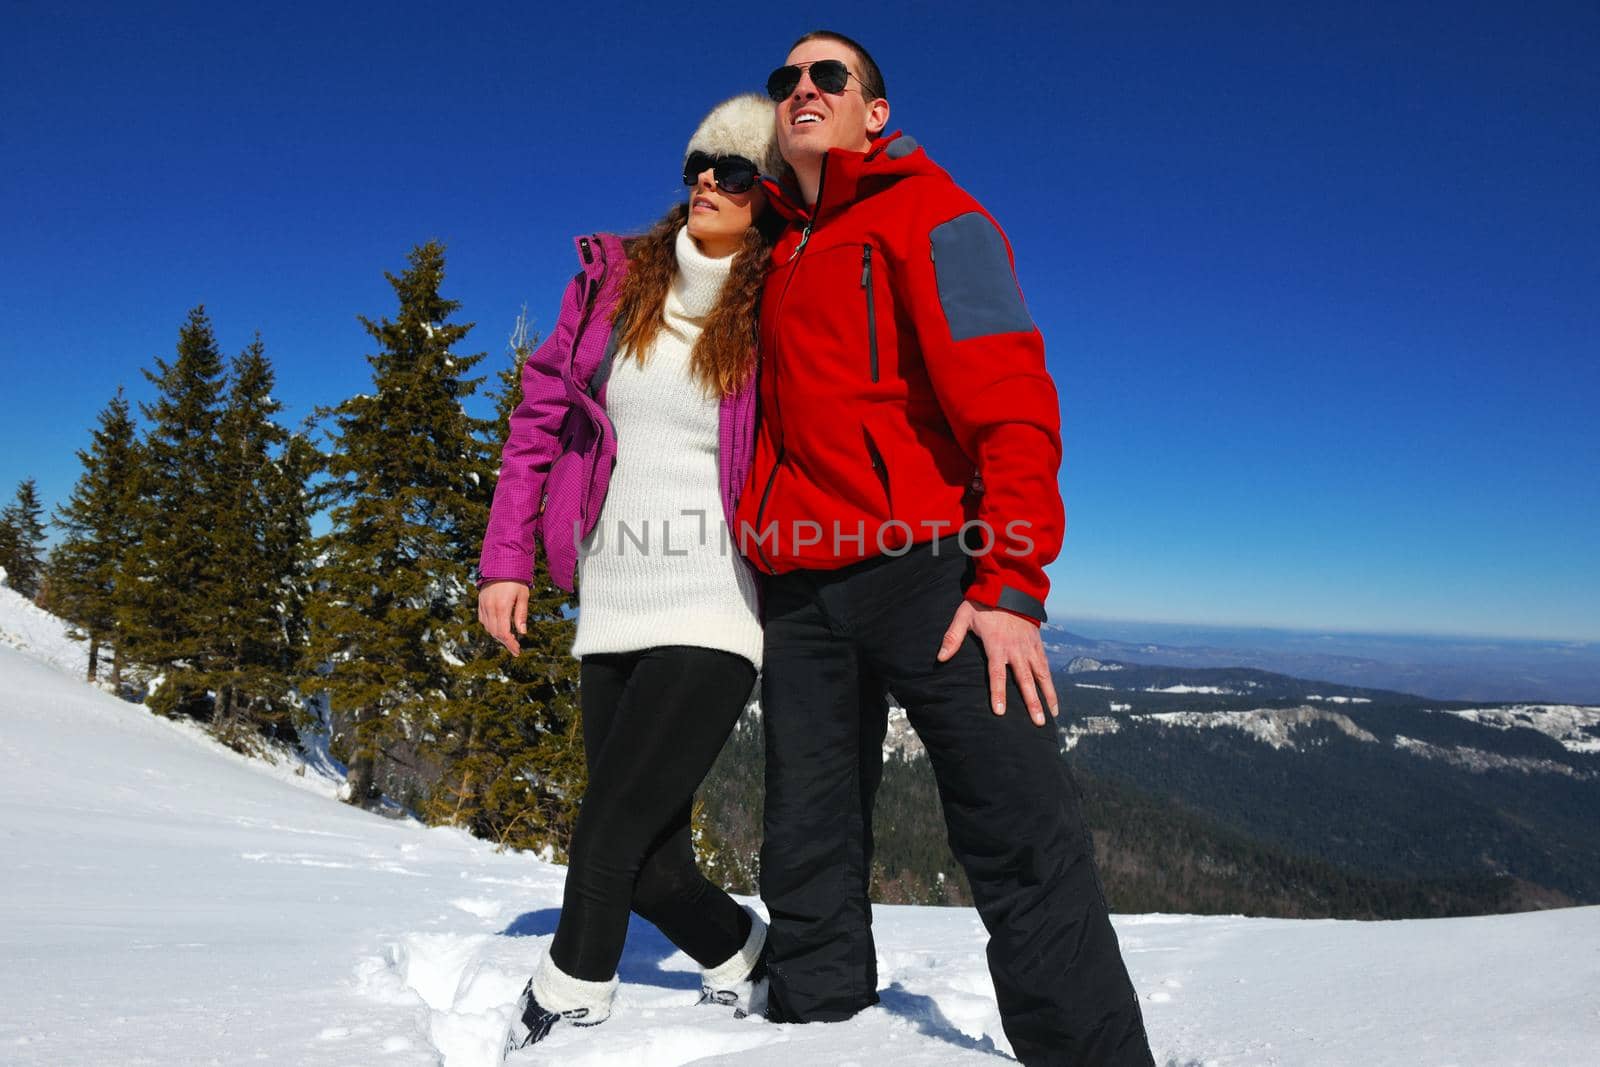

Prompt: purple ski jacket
[{"left": 477, "top": 232, "right": 758, "bottom": 593}]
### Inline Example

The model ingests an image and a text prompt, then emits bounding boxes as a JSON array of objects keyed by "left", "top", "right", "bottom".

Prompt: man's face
[{"left": 773, "top": 39, "right": 889, "bottom": 168}]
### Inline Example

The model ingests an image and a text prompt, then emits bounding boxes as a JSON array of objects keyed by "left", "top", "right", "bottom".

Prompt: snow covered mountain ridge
[
  {"left": 1049, "top": 659, "right": 1600, "bottom": 909},
  {"left": 1062, "top": 703, "right": 1599, "bottom": 776},
  {"left": 735, "top": 649, "right": 1600, "bottom": 909}
]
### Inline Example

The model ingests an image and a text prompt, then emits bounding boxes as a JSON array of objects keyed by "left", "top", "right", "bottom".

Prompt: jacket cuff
[
  {"left": 964, "top": 569, "right": 1048, "bottom": 624},
  {"left": 474, "top": 552, "right": 533, "bottom": 589},
  {"left": 476, "top": 575, "right": 530, "bottom": 590}
]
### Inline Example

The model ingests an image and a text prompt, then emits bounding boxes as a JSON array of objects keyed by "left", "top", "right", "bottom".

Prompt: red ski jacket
[{"left": 734, "top": 132, "right": 1064, "bottom": 622}]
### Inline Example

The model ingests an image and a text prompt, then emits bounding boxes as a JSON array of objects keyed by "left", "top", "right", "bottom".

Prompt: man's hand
[
  {"left": 478, "top": 580, "right": 530, "bottom": 656},
  {"left": 937, "top": 600, "right": 1059, "bottom": 726}
]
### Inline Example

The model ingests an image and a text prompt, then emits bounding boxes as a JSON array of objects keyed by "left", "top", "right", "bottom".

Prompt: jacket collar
[
  {"left": 573, "top": 232, "right": 628, "bottom": 282},
  {"left": 760, "top": 131, "right": 941, "bottom": 226}
]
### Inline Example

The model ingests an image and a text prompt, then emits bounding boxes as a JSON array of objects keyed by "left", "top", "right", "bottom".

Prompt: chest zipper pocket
[
  {"left": 860, "top": 245, "right": 880, "bottom": 383},
  {"left": 863, "top": 427, "right": 909, "bottom": 552}
]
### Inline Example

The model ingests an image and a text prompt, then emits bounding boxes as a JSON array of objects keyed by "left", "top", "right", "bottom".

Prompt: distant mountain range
[
  {"left": 1054, "top": 659, "right": 1599, "bottom": 908},
  {"left": 1043, "top": 619, "right": 1600, "bottom": 703},
  {"left": 702, "top": 654, "right": 1600, "bottom": 918}
]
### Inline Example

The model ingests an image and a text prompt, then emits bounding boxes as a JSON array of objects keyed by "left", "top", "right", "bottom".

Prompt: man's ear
[{"left": 867, "top": 97, "right": 891, "bottom": 137}]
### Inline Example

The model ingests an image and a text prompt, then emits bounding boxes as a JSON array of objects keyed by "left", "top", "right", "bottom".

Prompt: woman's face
[{"left": 684, "top": 158, "right": 766, "bottom": 258}]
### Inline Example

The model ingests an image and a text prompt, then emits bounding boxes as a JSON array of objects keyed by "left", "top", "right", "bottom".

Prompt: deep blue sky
[{"left": 4, "top": 2, "right": 1596, "bottom": 641}]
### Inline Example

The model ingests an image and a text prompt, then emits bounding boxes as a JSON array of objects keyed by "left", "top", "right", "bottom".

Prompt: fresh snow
[
  {"left": 0, "top": 576, "right": 92, "bottom": 677},
  {"left": 3, "top": 585, "right": 1598, "bottom": 1065}
]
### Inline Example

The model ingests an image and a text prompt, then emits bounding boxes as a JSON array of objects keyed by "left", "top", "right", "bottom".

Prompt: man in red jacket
[{"left": 737, "top": 31, "right": 1154, "bottom": 1066}]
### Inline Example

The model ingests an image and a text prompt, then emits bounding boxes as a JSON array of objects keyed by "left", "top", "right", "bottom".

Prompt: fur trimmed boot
[
  {"left": 504, "top": 955, "right": 618, "bottom": 1053},
  {"left": 696, "top": 906, "right": 768, "bottom": 1019}
]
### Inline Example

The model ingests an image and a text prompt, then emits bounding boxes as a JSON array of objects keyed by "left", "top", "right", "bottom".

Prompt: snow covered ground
[{"left": 2, "top": 586, "right": 1598, "bottom": 1066}]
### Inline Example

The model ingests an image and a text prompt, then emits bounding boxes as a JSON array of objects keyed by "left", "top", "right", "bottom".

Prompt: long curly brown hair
[{"left": 608, "top": 200, "right": 784, "bottom": 397}]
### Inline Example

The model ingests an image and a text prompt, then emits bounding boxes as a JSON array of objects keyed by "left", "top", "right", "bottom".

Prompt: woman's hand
[{"left": 478, "top": 580, "right": 530, "bottom": 656}]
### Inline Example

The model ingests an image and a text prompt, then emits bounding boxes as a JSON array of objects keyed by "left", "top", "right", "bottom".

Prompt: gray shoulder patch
[
  {"left": 884, "top": 135, "right": 918, "bottom": 160},
  {"left": 929, "top": 212, "right": 1034, "bottom": 342}
]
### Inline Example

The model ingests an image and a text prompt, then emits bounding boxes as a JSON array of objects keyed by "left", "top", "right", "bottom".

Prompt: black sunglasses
[
  {"left": 682, "top": 151, "right": 761, "bottom": 194},
  {"left": 765, "top": 58, "right": 862, "bottom": 102}
]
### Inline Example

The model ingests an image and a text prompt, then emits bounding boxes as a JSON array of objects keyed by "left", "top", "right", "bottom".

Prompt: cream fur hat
[{"left": 685, "top": 93, "right": 785, "bottom": 179}]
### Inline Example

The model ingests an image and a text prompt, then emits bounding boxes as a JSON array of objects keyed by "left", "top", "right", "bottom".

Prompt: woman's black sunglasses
[
  {"left": 682, "top": 151, "right": 761, "bottom": 194},
  {"left": 765, "top": 59, "right": 859, "bottom": 102}
]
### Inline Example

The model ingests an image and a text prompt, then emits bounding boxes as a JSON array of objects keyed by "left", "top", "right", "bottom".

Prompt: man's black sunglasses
[
  {"left": 682, "top": 151, "right": 761, "bottom": 194},
  {"left": 765, "top": 59, "right": 862, "bottom": 102}
]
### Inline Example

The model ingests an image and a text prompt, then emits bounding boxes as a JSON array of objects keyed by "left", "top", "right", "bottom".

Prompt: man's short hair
[{"left": 790, "top": 29, "right": 886, "bottom": 103}]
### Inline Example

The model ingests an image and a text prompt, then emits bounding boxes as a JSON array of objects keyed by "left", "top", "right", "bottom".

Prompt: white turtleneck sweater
[{"left": 570, "top": 226, "right": 763, "bottom": 668}]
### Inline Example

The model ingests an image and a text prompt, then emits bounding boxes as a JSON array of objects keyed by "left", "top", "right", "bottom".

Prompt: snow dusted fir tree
[
  {"left": 0, "top": 477, "right": 48, "bottom": 599},
  {"left": 205, "top": 335, "right": 317, "bottom": 749},
  {"left": 309, "top": 242, "right": 584, "bottom": 845},
  {"left": 44, "top": 388, "right": 142, "bottom": 689},
  {"left": 119, "top": 307, "right": 231, "bottom": 718},
  {"left": 418, "top": 307, "right": 585, "bottom": 854}
]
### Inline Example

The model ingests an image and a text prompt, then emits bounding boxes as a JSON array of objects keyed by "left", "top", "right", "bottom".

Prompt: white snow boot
[
  {"left": 503, "top": 955, "right": 617, "bottom": 1054},
  {"left": 696, "top": 907, "right": 768, "bottom": 1019}
]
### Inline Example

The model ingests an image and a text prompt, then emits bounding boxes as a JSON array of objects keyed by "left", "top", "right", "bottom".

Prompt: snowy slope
[
  {"left": 2, "top": 588, "right": 1598, "bottom": 1066},
  {"left": 0, "top": 575, "right": 93, "bottom": 678}
]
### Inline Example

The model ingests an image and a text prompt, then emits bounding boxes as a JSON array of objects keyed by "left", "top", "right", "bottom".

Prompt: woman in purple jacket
[{"left": 476, "top": 94, "right": 784, "bottom": 1051}]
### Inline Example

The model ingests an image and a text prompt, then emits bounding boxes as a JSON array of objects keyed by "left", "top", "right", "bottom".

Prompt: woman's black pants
[{"left": 549, "top": 645, "right": 756, "bottom": 982}]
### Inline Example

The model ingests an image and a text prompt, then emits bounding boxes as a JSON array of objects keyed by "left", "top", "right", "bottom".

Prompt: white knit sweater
[{"left": 570, "top": 227, "right": 763, "bottom": 667}]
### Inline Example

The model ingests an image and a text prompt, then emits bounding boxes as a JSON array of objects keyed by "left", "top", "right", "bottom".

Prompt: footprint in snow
[{"left": 362, "top": 930, "right": 531, "bottom": 1067}]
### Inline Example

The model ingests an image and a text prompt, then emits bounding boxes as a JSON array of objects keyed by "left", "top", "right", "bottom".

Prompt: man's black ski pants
[{"left": 759, "top": 541, "right": 1154, "bottom": 1067}]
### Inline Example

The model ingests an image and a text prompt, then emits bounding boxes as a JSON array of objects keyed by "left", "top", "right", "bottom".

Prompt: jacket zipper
[
  {"left": 861, "top": 244, "right": 879, "bottom": 383},
  {"left": 753, "top": 156, "right": 829, "bottom": 573},
  {"left": 570, "top": 241, "right": 604, "bottom": 377},
  {"left": 787, "top": 221, "right": 813, "bottom": 263},
  {"left": 749, "top": 444, "right": 786, "bottom": 573},
  {"left": 567, "top": 236, "right": 616, "bottom": 533}
]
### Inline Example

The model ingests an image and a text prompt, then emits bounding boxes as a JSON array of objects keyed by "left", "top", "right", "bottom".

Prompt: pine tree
[
  {"left": 46, "top": 389, "right": 142, "bottom": 687},
  {"left": 271, "top": 430, "right": 319, "bottom": 731},
  {"left": 120, "top": 306, "right": 231, "bottom": 718},
  {"left": 0, "top": 478, "right": 48, "bottom": 599},
  {"left": 417, "top": 307, "right": 588, "bottom": 853},
  {"left": 205, "top": 336, "right": 315, "bottom": 749},
  {"left": 308, "top": 241, "right": 502, "bottom": 809}
]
